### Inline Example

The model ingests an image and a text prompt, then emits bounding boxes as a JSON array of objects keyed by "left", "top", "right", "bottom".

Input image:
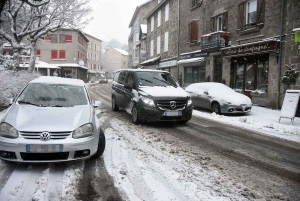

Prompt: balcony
[{"left": 201, "top": 31, "right": 229, "bottom": 50}]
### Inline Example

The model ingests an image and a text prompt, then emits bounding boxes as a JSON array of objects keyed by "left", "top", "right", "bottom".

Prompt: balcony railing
[{"left": 201, "top": 31, "right": 229, "bottom": 50}]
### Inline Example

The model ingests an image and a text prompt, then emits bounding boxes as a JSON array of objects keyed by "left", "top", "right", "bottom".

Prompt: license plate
[
  {"left": 26, "top": 144, "right": 63, "bottom": 153},
  {"left": 164, "top": 111, "right": 182, "bottom": 116}
]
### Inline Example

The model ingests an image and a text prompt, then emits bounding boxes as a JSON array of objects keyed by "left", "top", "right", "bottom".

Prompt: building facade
[
  {"left": 178, "top": 0, "right": 300, "bottom": 109},
  {"left": 128, "top": 0, "right": 157, "bottom": 68},
  {"left": 103, "top": 48, "right": 128, "bottom": 78},
  {"left": 85, "top": 33, "right": 102, "bottom": 72},
  {"left": 143, "top": 0, "right": 179, "bottom": 79},
  {"left": 36, "top": 29, "right": 89, "bottom": 81}
]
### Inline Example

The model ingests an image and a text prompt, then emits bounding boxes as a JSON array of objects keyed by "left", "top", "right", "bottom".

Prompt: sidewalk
[{"left": 193, "top": 106, "right": 300, "bottom": 143}]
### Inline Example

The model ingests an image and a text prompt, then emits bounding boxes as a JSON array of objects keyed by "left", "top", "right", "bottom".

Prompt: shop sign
[
  {"left": 295, "top": 31, "right": 300, "bottom": 42},
  {"left": 179, "top": 51, "right": 208, "bottom": 60},
  {"left": 63, "top": 67, "right": 72, "bottom": 71},
  {"left": 159, "top": 60, "right": 177, "bottom": 68},
  {"left": 221, "top": 41, "right": 278, "bottom": 57}
]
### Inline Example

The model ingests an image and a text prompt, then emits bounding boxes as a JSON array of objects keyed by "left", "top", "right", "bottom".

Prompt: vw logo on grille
[
  {"left": 40, "top": 132, "right": 51, "bottom": 141},
  {"left": 170, "top": 101, "right": 176, "bottom": 110}
]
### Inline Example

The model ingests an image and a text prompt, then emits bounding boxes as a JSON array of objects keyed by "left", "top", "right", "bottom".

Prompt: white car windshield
[
  {"left": 17, "top": 83, "right": 88, "bottom": 107},
  {"left": 136, "top": 71, "right": 178, "bottom": 87}
]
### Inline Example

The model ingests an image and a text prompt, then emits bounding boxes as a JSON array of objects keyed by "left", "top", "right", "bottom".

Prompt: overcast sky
[{"left": 84, "top": 0, "right": 148, "bottom": 44}]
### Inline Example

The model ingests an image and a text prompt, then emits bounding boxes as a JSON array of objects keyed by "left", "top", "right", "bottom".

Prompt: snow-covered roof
[
  {"left": 180, "top": 50, "right": 202, "bottom": 56},
  {"left": 113, "top": 48, "right": 128, "bottom": 56},
  {"left": 30, "top": 76, "right": 85, "bottom": 86},
  {"left": 19, "top": 60, "right": 59, "bottom": 69},
  {"left": 51, "top": 63, "right": 88, "bottom": 70},
  {"left": 292, "top": 27, "right": 300, "bottom": 31},
  {"left": 177, "top": 57, "right": 205, "bottom": 64},
  {"left": 141, "top": 24, "right": 147, "bottom": 34}
]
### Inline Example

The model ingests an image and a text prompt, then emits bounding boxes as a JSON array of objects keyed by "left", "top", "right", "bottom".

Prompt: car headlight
[
  {"left": 141, "top": 96, "right": 155, "bottom": 107},
  {"left": 73, "top": 123, "right": 94, "bottom": 139},
  {"left": 187, "top": 98, "right": 192, "bottom": 106},
  {"left": 0, "top": 123, "right": 18, "bottom": 139}
]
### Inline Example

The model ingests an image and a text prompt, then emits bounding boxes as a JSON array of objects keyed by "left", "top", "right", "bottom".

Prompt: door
[
  {"left": 213, "top": 56, "right": 223, "bottom": 83},
  {"left": 115, "top": 71, "right": 128, "bottom": 108},
  {"left": 123, "top": 71, "right": 135, "bottom": 111}
]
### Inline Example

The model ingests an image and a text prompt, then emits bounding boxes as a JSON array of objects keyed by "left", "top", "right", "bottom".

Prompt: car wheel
[
  {"left": 92, "top": 128, "right": 106, "bottom": 159},
  {"left": 211, "top": 102, "right": 221, "bottom": 114},
  {"left": 112, "top": 96, "right": 119, "bottom": 111},
  {"left": 131, "top": 104, "right": 140, "bottom": 125}
]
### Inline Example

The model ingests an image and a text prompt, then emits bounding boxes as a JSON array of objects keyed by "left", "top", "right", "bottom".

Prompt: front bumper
[
  {"left": 0, "top": 135, "right": 99, "bottom": 163},
  {"left": 221, "top": 104, "right": 252, "bottom": 114},
  {"left": 138, "top": 103, "right": 193, "bottom": 122}
]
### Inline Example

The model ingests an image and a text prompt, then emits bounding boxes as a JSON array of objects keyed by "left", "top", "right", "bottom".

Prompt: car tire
[
  {"left": 211, "top": 102, "right": 221, "bottom": 114},
  {"left": 92, "top": 128, "right": 106, "bottom": 159},
  {"left": 112, "top": 96, "right": 119, "bottom": 111},
  {"left": 131, "top": 103, "right": 140, "bottom": 125}
]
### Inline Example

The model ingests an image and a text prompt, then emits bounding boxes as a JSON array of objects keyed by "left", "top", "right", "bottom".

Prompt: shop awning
[
  {"left": 177, "top": 57, "right": 205, "bottom": 65},
  {"left": 140, "top": 56, "right": 160, "bottom": 66}
]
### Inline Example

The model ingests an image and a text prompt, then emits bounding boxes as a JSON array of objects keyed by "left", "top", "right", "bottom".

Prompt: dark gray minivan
[{"left": 111, "top": 69, "right": 193, "bottom": 124}]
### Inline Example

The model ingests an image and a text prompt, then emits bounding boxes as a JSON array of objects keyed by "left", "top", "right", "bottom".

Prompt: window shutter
[
  {"left": 237, "top": 2, "right": 245, "bottom": 30},
  {"left": 45, "top": 34, "right": 52, "bottom": 41},
  {"left": 51, "top": 50, "right": 58, "bottom": 59},
  {"left": 222, "top": 11, "right": 228, "bottom": 31},
  {"left": 36, "top": 49, "right": 41, "bottom": 56},
  {"left": 65, "top": 34, "right": 72, "bottom": 42},
  {"left": 210, "top": 17, "right": 215, "bottom": 32},
  {"left": 59, "top": 50, "right": 66, "bottom": 59},
  {"left": 256, "top": 0, "right": 265, "bottom": 24},
  {"left": 188, "top": 22, "right": 192, "bottom": 42},
  {"left": 191, "top": 20, "right": 198, "bottom": 42}
]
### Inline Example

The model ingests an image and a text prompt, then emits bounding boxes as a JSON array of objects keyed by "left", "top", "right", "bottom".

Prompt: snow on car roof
[{"left": 30, "top": 76, "right": 85, "bottom": 86}]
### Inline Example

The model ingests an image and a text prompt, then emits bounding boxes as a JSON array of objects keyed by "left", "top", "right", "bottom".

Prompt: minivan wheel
[
  {"left": 131, "top": 104, "right": 140, "bottom": 125},
  {"left": 92, "top": 128, "right": 106, "bottom": 159},
  {"left": 112, "top": 96, "right": 119, "bottom": 111},
  {"left": 211, "top": 102, "right": 221, "bottom": 114}
]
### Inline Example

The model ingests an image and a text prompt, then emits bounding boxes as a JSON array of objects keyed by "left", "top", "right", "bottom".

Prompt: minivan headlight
[
  {"left": 0, "top": 123, "right": 18, "bottom": 139},
  {"left": 187, "top": 98, "right": 192, "bottom": 106},
  {"left": 141, "top": 96, "right": 155, "bottom": 107},
  {"left": 73, "top": 123, "right": 94, "bottom": 139}
]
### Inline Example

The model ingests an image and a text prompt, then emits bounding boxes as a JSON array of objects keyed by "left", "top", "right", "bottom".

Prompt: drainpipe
[
  {"left": 177, "top": 0, "right": 180, "bottom": 81},
  {"left": 277, "top": 0, "right": 285, "bottom": 109}
]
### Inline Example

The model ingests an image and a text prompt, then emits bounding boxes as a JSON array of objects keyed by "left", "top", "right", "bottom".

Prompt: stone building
[
  {"left": 103, "top": 48, "right": 128, "bottom": 78},
  {"left": 128, "top": 0, "right": 157, "bottom": 68},
  {"left": 143, "top": 0, "right": 179, "bottom": 79},
  {"left": 178, "top": 0, "right": 300, "bottom": 109},
  {"left": 85, "top": 33, "right": 102, "bottom": 72},
  {"left": 36, "top": 29, "right": 89, "bottom": 81}
]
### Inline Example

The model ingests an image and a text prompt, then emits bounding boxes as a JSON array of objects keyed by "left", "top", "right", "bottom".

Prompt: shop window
[
  {"left": 231, "top": 54, "right": 269, "bottom": 93},
  {"left": 237, "top": 0, "right": 265, "bottom": 31},
  {"left": 189, "top": 20, "right": 199, "bottom": 43},
  {"left": 185, "top": 67, "right": 205, "bottom": 85}
]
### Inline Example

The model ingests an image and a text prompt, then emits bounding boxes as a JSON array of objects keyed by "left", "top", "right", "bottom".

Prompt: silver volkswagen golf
[{"left": 0, "top": 76, "right": 105, "bottom": 163}]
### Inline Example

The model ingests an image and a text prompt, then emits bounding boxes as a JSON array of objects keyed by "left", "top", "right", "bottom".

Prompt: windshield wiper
[
  {"left": 139, "top": 78, "right": 153, "bottom": 84},
  {"left": 152, "top": 77, "right": 177, "bottom": 88},
  {"left": 18, "top": 101, "right": 42, "bottom": 107}
]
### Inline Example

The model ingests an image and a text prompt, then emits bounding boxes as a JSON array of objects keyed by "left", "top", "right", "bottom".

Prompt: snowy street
[{"left": 0, "top": 82, "right": 299, "bottom": 201}]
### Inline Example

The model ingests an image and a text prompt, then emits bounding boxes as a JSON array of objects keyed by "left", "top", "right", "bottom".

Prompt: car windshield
[
  {"left": 136, "top": 71, "right": 178, "bottom": 87},
  {"left": 17, "top": 83, "right": 89, "bottom": 107}
]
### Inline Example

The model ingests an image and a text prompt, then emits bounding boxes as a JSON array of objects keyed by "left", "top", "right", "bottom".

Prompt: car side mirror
[
  {"left": 94, "top": 100, "right": 102, "bottom": 108},
  {"left": 5, "top": 98, "right": 13, "bottom": 105},
  {"left": 124, "top": 83, "right": 133, "bottom": 89}
]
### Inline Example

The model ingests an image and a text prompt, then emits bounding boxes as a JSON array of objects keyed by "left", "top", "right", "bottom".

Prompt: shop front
[
  {"left": 158, "top": 59, "right": 178, "bottom": 78},
  {"left": 221, "top": 40, "right": 279, "bottom": 107},
  {"left": 177, "top": 50, "right": 208, "bottom": 87}
]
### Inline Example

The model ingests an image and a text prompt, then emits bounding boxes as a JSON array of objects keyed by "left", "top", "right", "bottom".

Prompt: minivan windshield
[
  {"left": 136, "top": 71, "right": 178, "bottom": 87},
  {"left": 17, "top": 83, "right": 88, "bottom": 107}
]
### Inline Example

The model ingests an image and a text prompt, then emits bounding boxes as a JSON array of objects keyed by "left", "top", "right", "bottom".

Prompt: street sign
[{"left": 279, "top": 90, "right": 300, "bottom": 125}]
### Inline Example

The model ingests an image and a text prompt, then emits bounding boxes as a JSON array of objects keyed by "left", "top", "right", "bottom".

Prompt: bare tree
[{"left": 0, "top": 0, "right": 92, "bottom": 72}]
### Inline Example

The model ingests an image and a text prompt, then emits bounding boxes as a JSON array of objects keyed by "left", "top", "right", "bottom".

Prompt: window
[
  {"left": 94, "top": 44, "right": 96, "bottom": 50},
  {"left": 66, "top": 34, "right": 72, "bottom": 42},
  {"left": 189, "top": 20, "right": 198, "bottom": 42},
  {"left": 36, "top": 49, "right": 41, "bottom": 56},
  {"left": 51, "top": 34, "right": 58, "bottom": 43},
  {"left": 151, "top": 16, "right": 154, "bottom": 31},
  {"left": 150, "top": 40, "right": 154, "bottom": 56},
  {"left": 192, "top": 0, "right": 203, "bottom": 8},
  {"left": 165, "top": 3, "right": 169, "bottom": 22},
  {"left": 158, "top": 10, "right": 161, "bottom": 27},
  {"left": 135, "top": 49, "right": 139, "bottom": 58},
  {"left": 217, "top": 16, "right": 222, "bottom": 31},
  {"left": 51, "top": 50, "right": 58, "bottom": 59},
  {"left": 59, "top": 50, "right": 66, "bottom": 59},
  {"left": 211, "top": 12, "right": 228, "bottom": 31},
  {"left": 96, "top": 55, "right": 99, "bottom": 61},
  {"left": 90, "top": 43, "right": 92, "bottom": 49},
  {"left": 59, "top": 34, "right": 66, "bottom": 43},
  {"left": 157, "top": 36, "right": 161, "bottom": 54},
  {"left": 135, "top": 32, "right": 139, "bottom": 41},
  {"left": 238, "top": 0, "right": 265, "bottom": 30},
  {"left": 45, "top": 34, "right": 52, "bottom": 41},
  {"left": 118, "top": 71, "right": 128, "bottom": 84},
  {"left": 164, "top": 32, "right": 169, "bottom": 52}
]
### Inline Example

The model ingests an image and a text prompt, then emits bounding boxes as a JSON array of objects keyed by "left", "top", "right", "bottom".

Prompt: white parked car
[
  {"left": 185, "top": 82, "right": 252, "bottom": 114},
  {"left": 0, "top": 76, "right": 105, "bottom": 163}
]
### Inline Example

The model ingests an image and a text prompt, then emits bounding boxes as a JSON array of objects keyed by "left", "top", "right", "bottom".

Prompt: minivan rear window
[{"left": 136, "top": 71, "right": 178, "bottom": 87}]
